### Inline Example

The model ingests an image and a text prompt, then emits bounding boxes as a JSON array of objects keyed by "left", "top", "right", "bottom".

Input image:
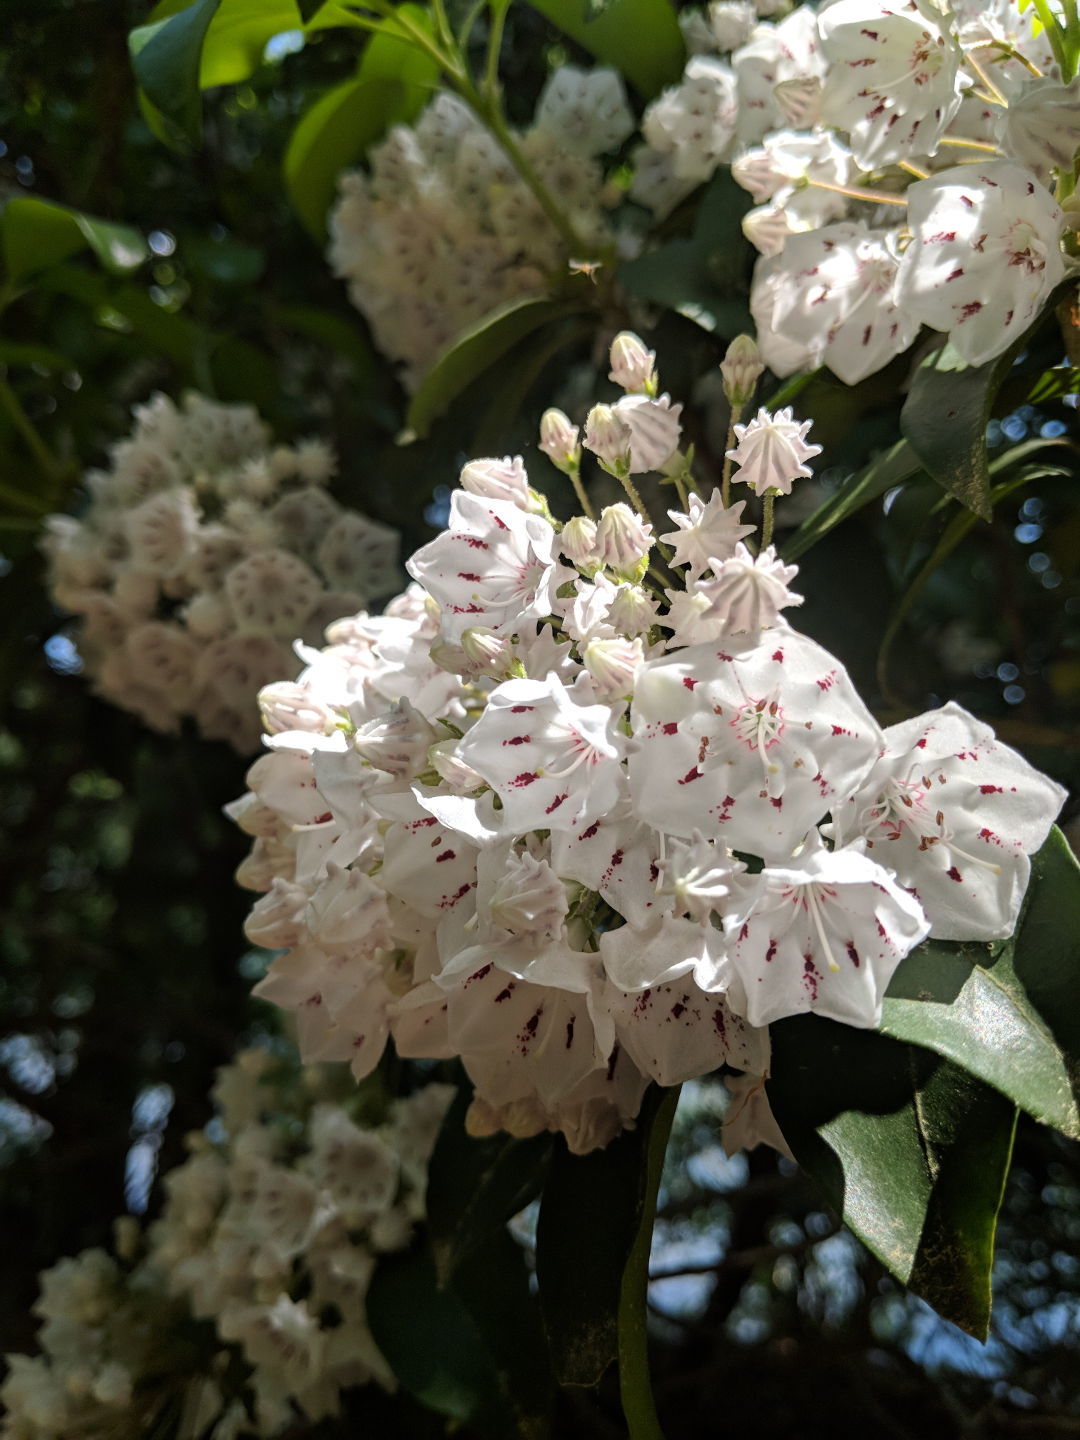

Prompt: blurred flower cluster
[
  {"left": 1, "top": 1050, "right": 453, "bottom": 1439},
  {"left": 42, "top": 393, "right": 401, "bottom": 751},
  {"left": 328, "top": 66, "right": 634, "bottom": 390}
]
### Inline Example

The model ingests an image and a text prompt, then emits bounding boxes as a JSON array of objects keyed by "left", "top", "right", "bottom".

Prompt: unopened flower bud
[
  {"left": 539, "top": 409, "right": 580, "bottom": 471},
  {"left": 720, "top": 334, "right": 765, "bottom": 407},
  {"left": 459, "top": 455, "right": 530, "bottom": 508},
  {"left": 428, "top": 738, "right": 485, "bottom": 793},
  {"left": 560, "top": 515, "right": 599, "bottom": 568},
  {"left": 353, "top": 697, "right": 436, "bottom": 779},
  {"left": 608, "top": 582, "right": 660, "bottom": 636},
  {"left": 608, "top": 331, "right": 657, "bottom": 393},
  {"left": 258, "top": 680, "right": 337, "bottom": 736},
  {"left": 726, "top": 406, "right": 822, "bottom": 496},
  {"left": 461, "top": 625, "right": 515, "bottom": 675},
  {"left": 595, "top": 503, "right": 654, "bottom": 573},
  {"left": 428, "top": 635, "right": 471, "bottom": 675},
  {"left": 583, "top": 404, "right": 633, "bottom": 472},
  {"left": 583, "top": 635, "right": 646, "bottom": 699}
]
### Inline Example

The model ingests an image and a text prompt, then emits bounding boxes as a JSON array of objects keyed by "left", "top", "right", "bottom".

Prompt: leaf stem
[
  {"left": 483, "top": 0, "right": 510, "bottom": 99},
  {"left": 618, "top": 1085, "right": 679, "bottom": 1440}
]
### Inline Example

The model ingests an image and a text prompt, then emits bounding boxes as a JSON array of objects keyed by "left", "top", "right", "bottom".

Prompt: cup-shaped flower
[
  {"left": 831, "top": 701, "right": 1066, "bottom": 939},
  {"left": 896, "top": 162, "right": 1066, "bottom": 366},
  {"left": 721, "top": 836, "right": 931, "bottom": 1028},
  {"left": 615, "top": 394, "right": 683, "bottom": 474}
]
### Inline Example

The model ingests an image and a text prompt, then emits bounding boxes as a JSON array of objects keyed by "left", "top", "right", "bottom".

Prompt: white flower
[
  {"left": 583, "top": 403, "right": 633, "bottom": 470},
  {"left": 405, "top": 489, "right": 561, "bottom": 643},
  {"left": 896, "top": 162, "right": 1066, "bottom": 366},
  {"left": 726, "top": 407, "right": 822, "bottom": 496},
  {"left": 709, "top": 0, "right": 757, "bottom": 51},
  {"left": 660, "top": 490, "right": 756, "bottom": 580},
  {"left": 488, "top": 849, "right": 569, "bottom": 940},
  {"left": 722, "top": 834, "right": 931, "bottom": 1029},
  {"left": 456, "top": 672, "right": 628, "bottom": 832},
  {"left": 818, "top": 0, "right": 965, "bottom": 167},
  {"left": 998, "top": 78, "right": 1080, "bottom": 185},
  {"left": 583, "top": 635, "right": 647, "bottom": 700},
  {"left": 752, "top": 223, "right": 918, "bottom": 385},
  {"left": 832, "top": 701, "right": 1066, "bottom": 939},
  {"left": 656, "top": 831, "right": 748, "bottom": 923}
]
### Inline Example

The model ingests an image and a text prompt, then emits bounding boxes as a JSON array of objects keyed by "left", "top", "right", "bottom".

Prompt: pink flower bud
[
  {"left": 560, "top": 515, "right": 599, "bottom": 568},
  {"left": 608, "top": 331, "right": 657, "bottom": 393},
  {"left": 539, "top": 409, "right": 580, "bottom": 470},
  {"left": 720, "top": 335, "right": 765, "bottom": 407},
  {"left": 459, "top": 455, "right": 530, "bottom": 507},
  {"left": 583, "top": 404, "right": 633, "bottom": 472},
  {"left": 258, "top": 681, "right": 338, "bottom": 736},
  {"left": 595, "top": 503, "right": 653, "bottom": 572},
  {"left": 461, "top": 625, "right": 515, "bottom": 675},
  {"left": 607, "top": 582, "right": 660, "bottom": 636},
  {"left": 583, "top": 635, "right": 646, "bottom": 699}
]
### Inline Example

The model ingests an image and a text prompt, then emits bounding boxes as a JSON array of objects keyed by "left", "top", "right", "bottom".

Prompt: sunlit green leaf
[
  {"left": 129, "top": 0, "right": 223, "bottom": 147},
  {"left": 284, "top": 8, "right": 440, "bottom": 241},
  {"left": 783, "top": 439, "right": 921, "bottom": 561},
  {"left": 2, "top": 198, "right": 147, "bottom": 285},
  {"left": 525, "top": 0, "right": 684, "bottom": 98},
  {"left": 881, "top": 828, "right": 1080, "bottom": 1141}
]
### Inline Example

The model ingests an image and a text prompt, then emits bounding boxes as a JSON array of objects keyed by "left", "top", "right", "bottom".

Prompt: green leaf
[
  {"left": 0, "top": 339, "right": 72, "bottom": 371},
  {"left": 525, "top": 0, "right": 684, "bottom": 99},
  {"left": 783, "top": 439, "right": 922, "bottom": 562},
  {"left": 183, "top": 233, "right": 264, "bottom": 284},
  {"left": 367, "top": 1234, "right": 552, "bottom": 1437},
  {"left": 297, "top": 0, "right": 326, "bottom": 20},
  {"left": 881, "top": 828, "right": 1080, "bottom": 1141},
  {"left": 768, "top": 1022, "right": 1016, "bottom": 1337},
  {"left": 2, "top": 197, "right": 147, "bottom": 284},
  {"left": 536, "top": 1084, "right": 668, "bottom": 1387},
  {"left": 129, "top": 0, "right": 223, "bottom": 147},
  {"left": 284, "top": 9, "right": 440, "bottom": 241},
  {"left": 404, "top": 297, "right": 581, "bottom": 441},
  {"left": 1026, "top": 364, "right": 1080, "bottom": 403},
  {"left": 427, "top": 1085, "right": 552, "bottom": 1285},
  {"left": 619, "top": 169, "right": 753, "bottom": 336},
  {"left": 899, "top": 340, "right": 1014, "bottom": 522}
]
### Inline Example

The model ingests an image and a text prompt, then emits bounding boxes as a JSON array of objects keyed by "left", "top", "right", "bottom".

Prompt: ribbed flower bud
[
  {"left": 583, "top": 404, "right": 633, "bottom": 472},
  {"left": 539, "top": 409, "right": 580, "bottom": 471},
  {"left": 608, "top": 331, "right": 657, "bottom": 394},
  {"left": 258, "top": 681, "right": 338, "bottom": 736},
  {"left": 353, "top": 697, "right": 436, "bottom": 779},
  {"left": 607, "top": 582, "right": 660, "bottom": 636},
  {"left": 583, "top": 635, "right": 646, "bottom": 700},
  {"left": 560, "top": 515, "right": 600, "bottom": 569},
  {"left": 720, "top": 335, "right": 765, "bottom": 407},
  {"left": 461, "top": 625, "right": 515, "bottom": 675},
  {"left": 595, "top": 503, "right": 654, "bottom": 573},
  {"left": 427, "top": 738, "right": 485, "bottom": 793},
  {"left": 459, "top": 455, "right": 530, "bottom": 508}
]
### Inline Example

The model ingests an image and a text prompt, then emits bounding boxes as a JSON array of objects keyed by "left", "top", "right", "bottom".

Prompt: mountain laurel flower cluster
[
  {"left": 226, "top": 336, "right": 1065, "bottom": 1153},
  {"left": 637, "top": 0, "right": 1079, "bottom": 380},
  {"left": 1, "top": 1050, "right": 453, "bottom": 1440},
  {"left": 42, "top": 392, "right": 401, "bottom": 752},
  {"left": 328, "top": 68, "right": 634, "bottom": 391}
]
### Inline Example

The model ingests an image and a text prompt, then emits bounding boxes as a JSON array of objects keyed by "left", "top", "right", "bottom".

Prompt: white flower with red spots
[
  {"left": 832, "top": 702, "right": 1066, "bottom": 939},
  {"left": 405, "top": 489, "right": 562, "bottom": 642},
  {"left": 818, "top": 0, "right": 965, "bottom": 168},
  {"left": 896, "top": 162, "right": 1066, "bottom": 366},
  {"left": 721, "top": 834, "right": 931, "bottom": 1028}
]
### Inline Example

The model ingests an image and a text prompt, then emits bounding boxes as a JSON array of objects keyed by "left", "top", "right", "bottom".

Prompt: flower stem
[
  {"left": 721, "top": 402, "right": 743, "bottom": 508},
  {"left": 761, "top": 493, "right": 776, "bottom": 548},
  {"left": 807, "top": 178, "right": 907, "bottom": 207},
  {"left": 618, "top": 470, "right": 649, "bottom": 519},
  {"left": 568, "top": 463, "right": 595, "bottom": 520}
]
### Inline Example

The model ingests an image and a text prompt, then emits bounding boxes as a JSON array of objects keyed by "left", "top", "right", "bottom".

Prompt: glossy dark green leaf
[
  {"left": 129, "top": 0, "right": 222, "bottom": 147},
  {"left": 3, "top": 198, "right": 147, "bottom": 284},
  {"left": 783, "top": 439, "right": 921, "bottom": 562},
  {"left": 536, "top": 1084, "right": 668, "bottom": 1387},
  {"left": 297, "top": 0, "right": 326, "bottom": 20},
  {"left": 427, "top": 1085, "right": 552, "bottom": 1284},
  {"left": 768, "top": 1021, "right": 1016, "bottom": 1337},
  {"left": 899, "top": 340, "right": 1014, "bottom": 522},
  {"left": 619, "top": 169, "right": 753, "bottom": 337},
  {"left": 183, "top": 233, "right": 264, "bottom": 284},
  {"left": 404, "top": 297, "right": 582, "bottom": 441},
  {"left": 881, "top": 828, "right": 1080, "bottom": 1141},
  {"left": 525, "top": 0, "right": 684, "bottom": 98}
]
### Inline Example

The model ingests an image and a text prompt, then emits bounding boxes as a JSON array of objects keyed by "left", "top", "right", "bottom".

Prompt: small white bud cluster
[{"left": 42, "top": 391, "right": 401, "bottom": 752}]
